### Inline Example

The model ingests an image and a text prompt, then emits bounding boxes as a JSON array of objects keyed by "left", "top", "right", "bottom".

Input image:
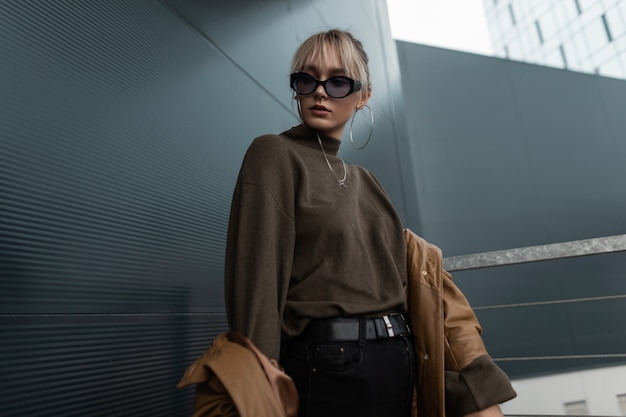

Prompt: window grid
[
  {"left": 602, "top": 13, "right": 614, "bottom": 41},
  {"left": 484, "top": 0, "right": 626, "bottom": 79},
  {"left": 536, "top": 20, "right": 545, "bottom": 43},
  {"left": 575, "top": 0, "right": 583, "bottom": 15},
  {"left": 559, "top": 44, "right": 569, "bottom": 67},
  {"left": 509, "top": 3, "right": 517, "bottom": 25}
]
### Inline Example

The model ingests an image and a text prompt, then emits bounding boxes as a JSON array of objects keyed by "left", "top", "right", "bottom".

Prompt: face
[{"left": 295, "top": 45, "right": 370, "bottom": 140}]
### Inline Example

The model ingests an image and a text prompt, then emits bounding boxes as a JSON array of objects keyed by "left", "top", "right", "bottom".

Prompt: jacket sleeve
[{"left": 441, "top": 269, "right": 517, "bottom": 417}]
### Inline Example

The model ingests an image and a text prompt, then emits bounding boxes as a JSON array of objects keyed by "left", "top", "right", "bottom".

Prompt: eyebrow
[{"left": 303, "top": 64, "right": 347, "bottom": 76}]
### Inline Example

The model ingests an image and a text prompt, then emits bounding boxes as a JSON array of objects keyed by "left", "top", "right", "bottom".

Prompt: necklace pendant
[{"left": 317, "top": 132, "right": 348, "bottom": 189}]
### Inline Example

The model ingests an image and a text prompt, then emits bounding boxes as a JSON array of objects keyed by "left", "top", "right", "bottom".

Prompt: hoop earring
[{"left": 349, "top": 104, "right": 374, "bottom": 150}]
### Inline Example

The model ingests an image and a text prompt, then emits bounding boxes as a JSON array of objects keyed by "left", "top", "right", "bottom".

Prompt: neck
[{"left": 303, "top": 123, "right": 344, "bottom": 141}]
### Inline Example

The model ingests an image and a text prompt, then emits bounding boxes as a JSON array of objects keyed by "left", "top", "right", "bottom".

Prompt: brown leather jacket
[
  {"left": 177, "top": 332, "right": 298, "bottom": 417},
  {"left": 405, "top": 228, "right": 516, "bottom": 417}
]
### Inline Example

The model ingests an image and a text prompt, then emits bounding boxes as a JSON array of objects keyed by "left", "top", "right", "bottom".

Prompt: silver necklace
[{"left": 316, "top": 132, "right": 347, "bottom": 188}]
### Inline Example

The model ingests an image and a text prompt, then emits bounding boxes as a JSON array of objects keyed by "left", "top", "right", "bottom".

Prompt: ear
[{"left": 357, "top": 86, "right": 371, "bottom": 109}]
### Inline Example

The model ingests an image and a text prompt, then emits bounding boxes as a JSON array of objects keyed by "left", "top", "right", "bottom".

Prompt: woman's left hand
[{"left": 464, "top": 404, "right": 504, "bottom": 417}]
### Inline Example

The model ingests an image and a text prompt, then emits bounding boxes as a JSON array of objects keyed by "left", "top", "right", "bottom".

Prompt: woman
[{"left": 224, "top": 29, "right": 513, "bottom": 417}]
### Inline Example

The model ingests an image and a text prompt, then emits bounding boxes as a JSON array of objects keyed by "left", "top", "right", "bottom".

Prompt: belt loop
[
  {"left": 358, "top": 318, "right": 367, "bottom": 348},
  {"left": 400, "top": 313, "right": 411, "bottom": 334},
  {"left": 382, "top": 315, "right": 395, "bottom": 337}
]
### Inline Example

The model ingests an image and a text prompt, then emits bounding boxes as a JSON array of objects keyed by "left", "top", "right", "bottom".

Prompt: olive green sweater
[{"left": 224, "top": 124, "right": 407, "bottom": 360}]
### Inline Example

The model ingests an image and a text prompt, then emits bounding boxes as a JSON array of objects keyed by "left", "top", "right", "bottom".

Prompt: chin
[{"left": 302, "top": 119, "right": 339, "bottom": 136}]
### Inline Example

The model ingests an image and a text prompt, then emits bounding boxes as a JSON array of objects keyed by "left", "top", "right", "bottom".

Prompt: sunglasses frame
[{"left": 290, "top": 72, "right": 362, "bottom": 99}]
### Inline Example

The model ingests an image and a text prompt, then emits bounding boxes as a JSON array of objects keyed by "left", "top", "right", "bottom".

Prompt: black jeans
[{"left": 280, "top": 332, "right": 415, "bottom": 417}]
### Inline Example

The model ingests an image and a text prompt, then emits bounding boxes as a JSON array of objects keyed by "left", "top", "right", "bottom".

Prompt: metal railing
[
  {"left": 442, "top": 235, "right": 626, "bottom": 417},
  {"left": 444, "top": 234, "right": 626, "bottom": 272}
]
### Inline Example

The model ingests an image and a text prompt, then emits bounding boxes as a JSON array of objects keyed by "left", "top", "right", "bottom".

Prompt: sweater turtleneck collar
[{"left": 282, "top": 124, "right": 341, "bottom": 157}]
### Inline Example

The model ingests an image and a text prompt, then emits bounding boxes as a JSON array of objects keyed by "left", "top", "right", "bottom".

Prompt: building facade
[{"left": 483, "top": 0, "right": 626, "bottom": 78}]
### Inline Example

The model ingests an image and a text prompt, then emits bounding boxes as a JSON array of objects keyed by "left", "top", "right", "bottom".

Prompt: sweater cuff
[{"left": 445, "top": 354, "right": 517, "bottom": 417}]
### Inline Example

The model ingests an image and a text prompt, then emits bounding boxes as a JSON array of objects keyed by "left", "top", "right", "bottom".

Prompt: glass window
[
  {"left": 507, "top": 37, "right": 525, "bottom": 61},
  {"left": 618, "top": 36, "right": 626, "bottom": 62},
  {"left": 521, "top": 26, "right": 539, "bottom": 53},
  {"left": 564, "top": 400, "right": 588, "bottom": 415},
  {"left": 517, "top": 25, "right": 539, "bottom": 57},
  {"left": 574, "top": 0, "right": 582, "bottom": 15},
  {"left": 593, "top": 42, "right": 619, "bottom": 65},
  {"left": 508, "top": 4, "right": 517, "bottom": 26},
  {"left": 559, "top": 45, "right": 568, "bottom": 68},
  {"left": 598, "top": 56, "right": 624, "bottom": 78},
  {"left": 563, "top": 1, "right": 580, "bottom": 20},
  {"left": 618, "top": 394, "right": 626, "bottom": 416},
  {"left": 543, "top": 47, "right": 565, "bottom": 68},
  {"left": 580, "top": 3, "right": 604, "bottom": 26},
  {"left": 528, "top": 0, "right": 547, "bottom": 14},
  {"left": 571, "top": 29, "right": 591, "bottom": 61},
  {"left": 577, "top": 56, "right": 596, "bottom": 73},
  {"left": 620, "top": 1, "right": 626, "bottom": 26},
  {"left": 601, "top": 14, "right": 614, "bottom": 42},
  {"left": 562, "top": 39, "right": 580, "bottom": 65},
  {"left": 605, "top": 6, "right": 625, "bottom": 39},
  {"left": 578, "top": 0, "right": 599, "bottom": 12},
  {"left": 584, "top": 18, "right": 611, "bottom": 52},
  {"left": 500, "top": 10, "right": 512, "bottom": 32},
  {"left": 540, "top": 11, "right": 560, "bottom": 40}
]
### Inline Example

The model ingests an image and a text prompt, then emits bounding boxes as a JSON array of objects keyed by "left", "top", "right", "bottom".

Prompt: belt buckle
[{"left": 382, "top": 315, "right": 395, "bottom": 337}]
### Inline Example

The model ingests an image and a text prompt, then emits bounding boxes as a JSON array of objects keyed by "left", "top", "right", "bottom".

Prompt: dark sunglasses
[{"left": 290, "top": 72, "right": 362, "bottom": 99}]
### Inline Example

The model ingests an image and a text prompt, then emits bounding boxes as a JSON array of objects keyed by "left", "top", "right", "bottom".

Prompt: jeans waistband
[{"left": 296, "top": 314, "right": 411, "bottom": 343}]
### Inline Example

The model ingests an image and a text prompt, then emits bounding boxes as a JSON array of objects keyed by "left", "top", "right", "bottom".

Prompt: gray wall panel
[
  {"left": 397, "top": 41, "right": 626, "bottom": 377},
  {"left": 397, "top": 41, "right": 626, "bottom": 254}
]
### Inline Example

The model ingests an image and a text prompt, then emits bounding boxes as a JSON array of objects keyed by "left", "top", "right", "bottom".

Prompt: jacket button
[
  {"left": 421, "top": 270, "right": 428, "bottom": 275},
  {"left": 424, "top": 354, "right": 430, "bottom": 360}
]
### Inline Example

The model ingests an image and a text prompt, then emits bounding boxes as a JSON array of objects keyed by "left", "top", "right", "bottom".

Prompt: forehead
[{"left": 303, "top": 43, "right": 346, "bottom": 75}]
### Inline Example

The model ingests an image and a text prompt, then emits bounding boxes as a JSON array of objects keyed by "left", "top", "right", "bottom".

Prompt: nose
[{"left": 313, "top": 82, "right": 327, "bottom": 98}]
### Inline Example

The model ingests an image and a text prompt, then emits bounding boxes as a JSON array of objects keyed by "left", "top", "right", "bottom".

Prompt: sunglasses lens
[
  {"left": 293, "top": 73, "right": 316, "bottom": 95},
  {"left": 326, "top": 77, "right": 351, "bottom": 98},
  {"left": 290, "top": 73, "right": 357, "bottom": 98}
]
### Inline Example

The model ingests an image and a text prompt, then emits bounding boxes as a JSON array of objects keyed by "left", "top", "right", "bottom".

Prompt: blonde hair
[{"left": 291, "top": 29, "right": 370, "bottom": 100}]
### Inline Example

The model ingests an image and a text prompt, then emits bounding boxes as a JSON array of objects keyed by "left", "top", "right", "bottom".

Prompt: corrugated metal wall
[{"left": 1, "top": 1, "right": 415, "bottom": 415}]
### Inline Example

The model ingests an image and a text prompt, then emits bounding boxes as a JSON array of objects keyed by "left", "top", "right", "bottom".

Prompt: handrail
[{"left": 443, "top": 234, "right": 626, "bottom": 271}]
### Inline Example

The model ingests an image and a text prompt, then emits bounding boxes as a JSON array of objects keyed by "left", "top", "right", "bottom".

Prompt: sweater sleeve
[{"left": 224, "top": 137, "right": 296, "bottom": 361}]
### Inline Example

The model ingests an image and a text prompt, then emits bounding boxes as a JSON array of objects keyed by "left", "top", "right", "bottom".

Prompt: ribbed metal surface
[
  {"left": 0, "top": 314, "right": 226, "bottom": 417},
  {"left": 0, "top": 0, "right": 234, "bottom": 316},
  {"left": 1, "top": 0, "right": 415, "bottom": 415},
  {"left": 1, "top": 0, "right": 236, "bottom": 415}
]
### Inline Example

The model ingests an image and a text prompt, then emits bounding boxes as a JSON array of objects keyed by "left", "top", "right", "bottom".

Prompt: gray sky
[{"left": 386, "top": 0, "right": 494, "bottom": 55}]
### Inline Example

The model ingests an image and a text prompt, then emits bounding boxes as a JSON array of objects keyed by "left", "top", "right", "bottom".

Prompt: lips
[{"left": 311, "top": 104, "right": 330, "bottom": 115}]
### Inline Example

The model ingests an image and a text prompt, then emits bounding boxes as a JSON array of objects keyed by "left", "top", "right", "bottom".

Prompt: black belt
[{"left": 296, "top": 314, "right": 411, "bottom": 342}]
